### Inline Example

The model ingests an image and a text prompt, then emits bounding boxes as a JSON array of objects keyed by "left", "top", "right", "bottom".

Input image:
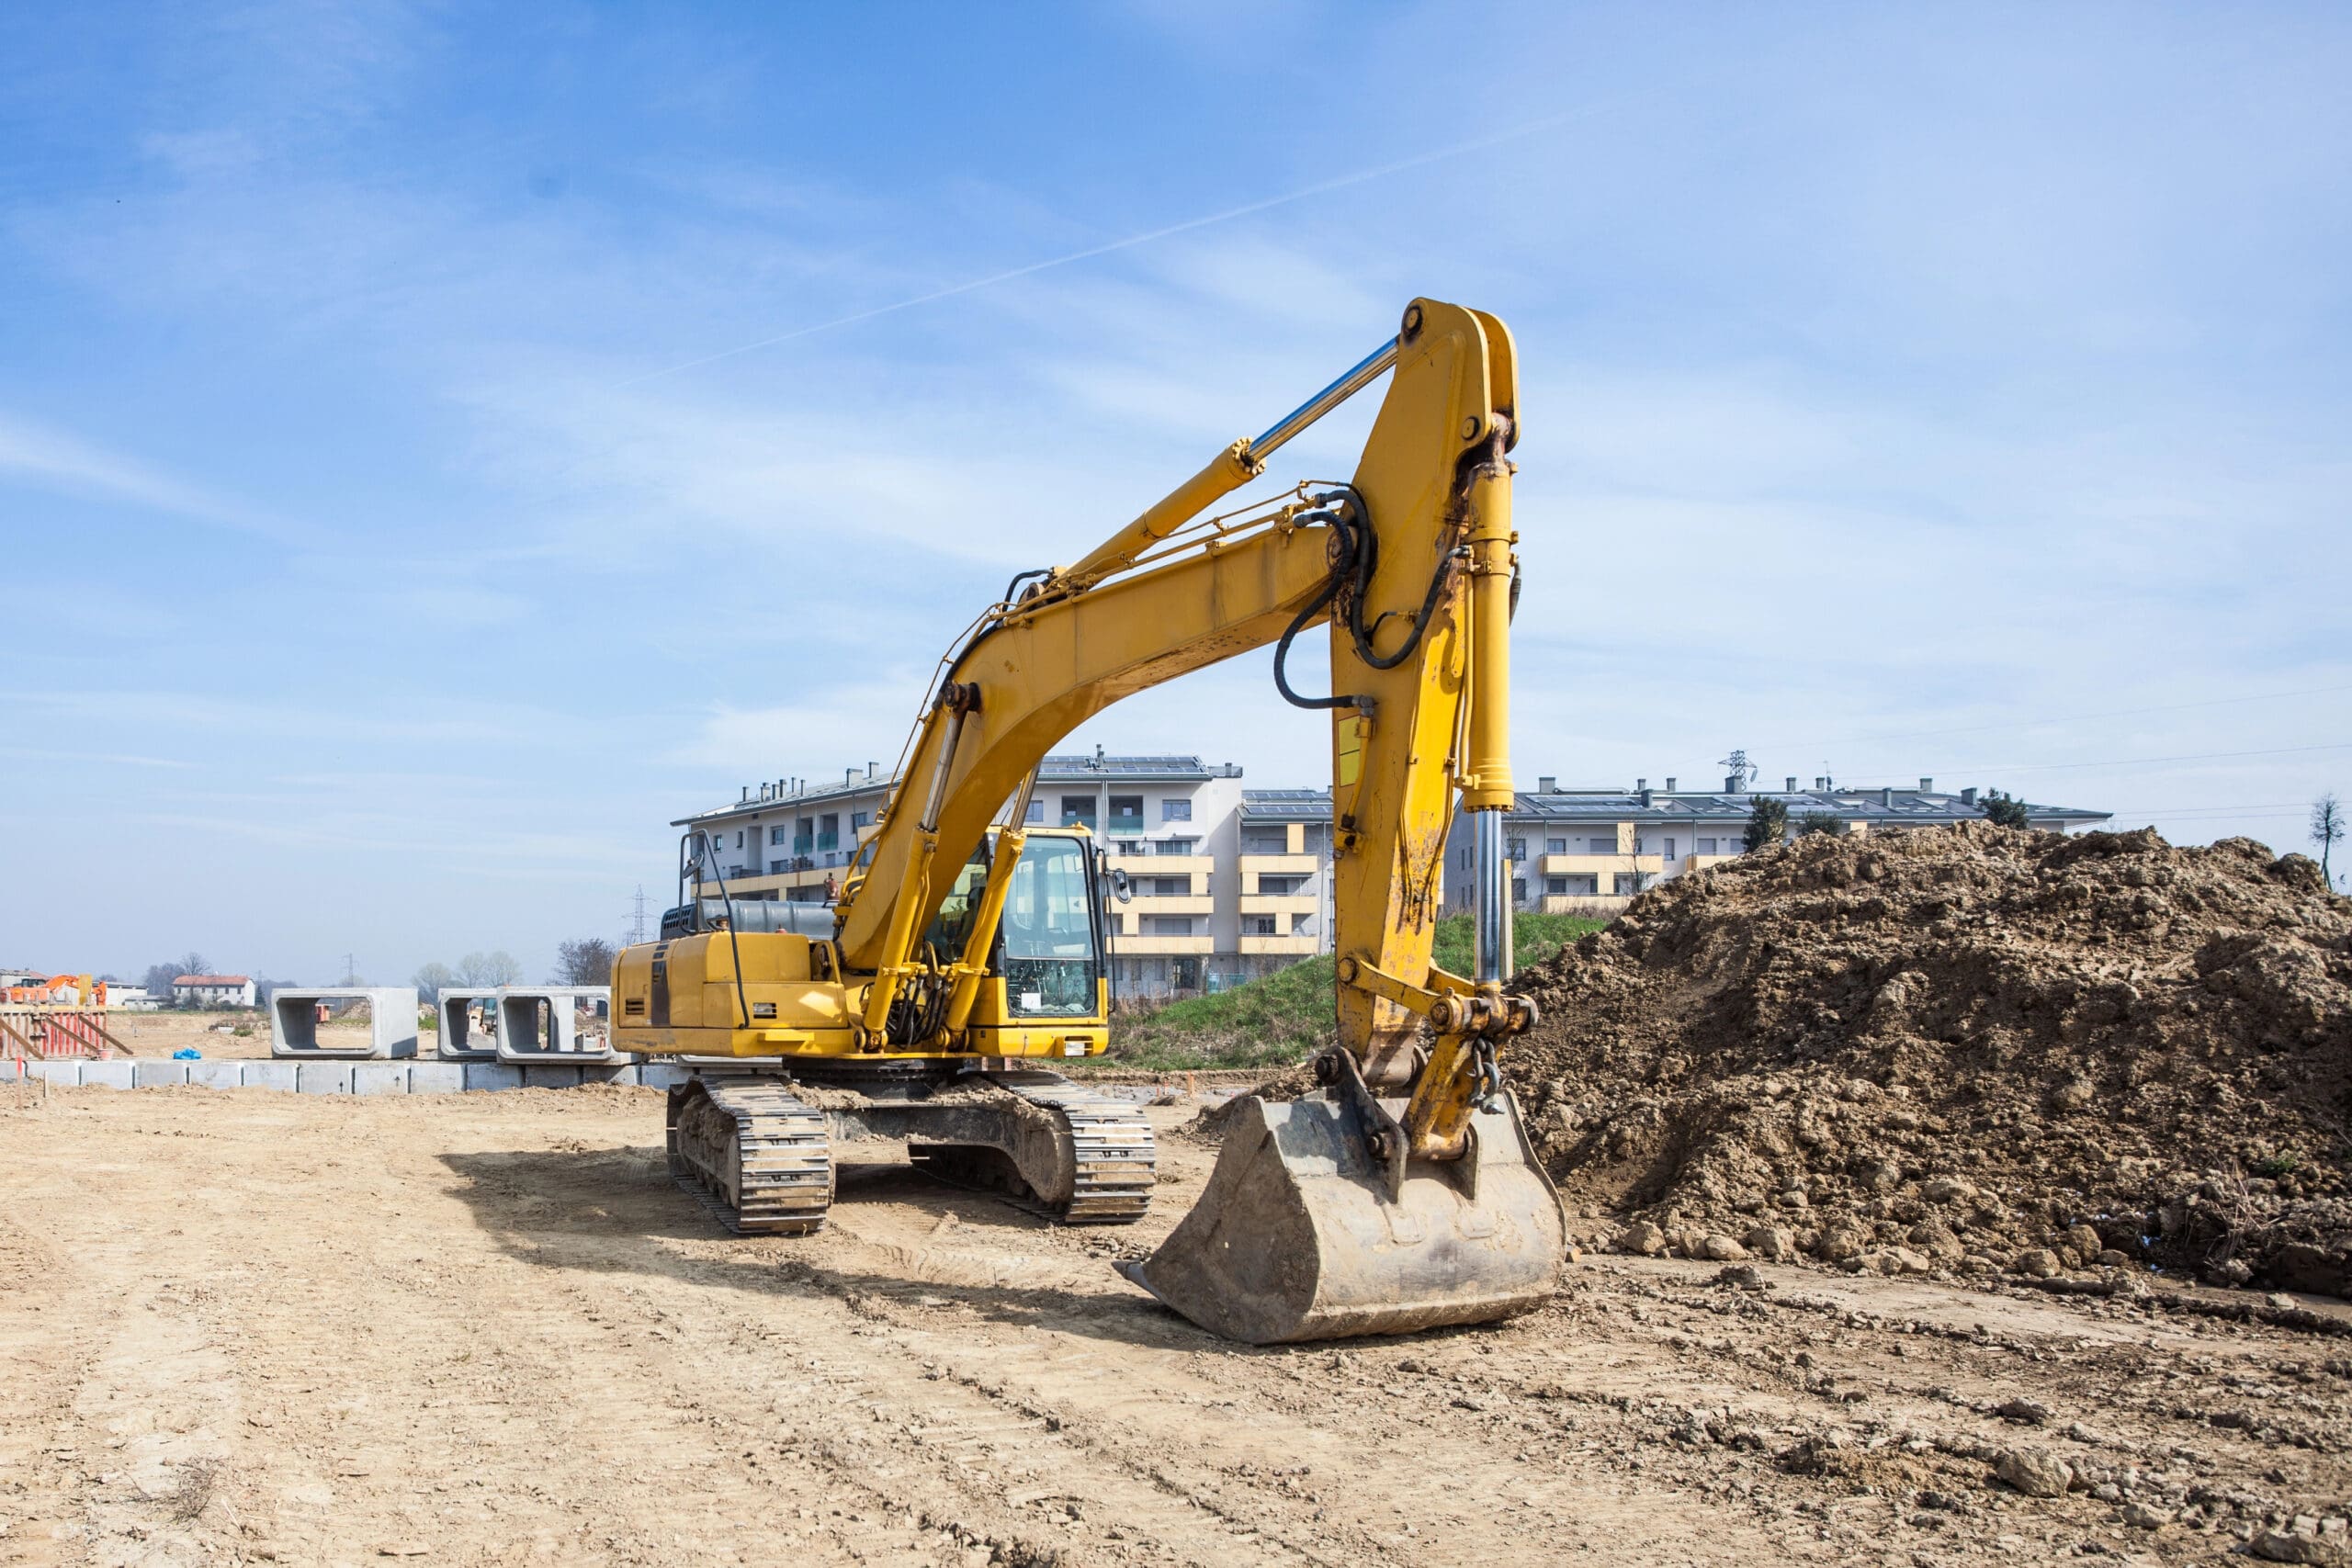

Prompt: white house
[{"left": 173, "top": 974, "right": 256, "bottom": 1008}]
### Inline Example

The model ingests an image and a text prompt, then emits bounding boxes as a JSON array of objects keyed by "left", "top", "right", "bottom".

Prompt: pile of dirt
[{"left": 1504, "top": 822, "right": 2352, "bottom": 1296}]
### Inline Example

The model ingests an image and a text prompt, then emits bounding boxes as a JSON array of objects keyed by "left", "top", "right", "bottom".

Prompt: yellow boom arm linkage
[{"left": 835, "top": 298, "right": 1527, "bottom": 1160}]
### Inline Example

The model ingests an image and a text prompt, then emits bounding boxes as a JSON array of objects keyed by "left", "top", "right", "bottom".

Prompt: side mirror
[{"left": 1109, "top": 867, "right": 1134, "bottom": 904}]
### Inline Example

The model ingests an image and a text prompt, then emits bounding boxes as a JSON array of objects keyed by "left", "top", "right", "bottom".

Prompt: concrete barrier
[
  {"left": 408, "top": 1062, "right": 465, "bottom": 1095},
  {"left": 462, "top": 1062, "right": 524, "bottom": 1092},
  {"left": 271, "top": 987, "right": 420, "bottom": 1059},
  {"left": 133, "top": 1061, "right": 191, "bottom": 1089},
  {"left": 435, "top": 989, "right": 503, "bottom": 1061},
  {"left": 25, "top": 1060, "right": 83, "bottom": 1087},
  {"left": 582, "top": 1064, "right": 639, "bottom": 1087},
  {"left": 352, "top": 1064, "right": 412, "bottom": 1096},
  {"left": 187, "top": 1061, "right": 245, "bottom": 1090},
  {"left": 295, "top": 1062, "right": 353, "bottom": 1094},
  {"left": 241, "top": 1061, "right": 298, "bottom": 1092},
  {"left": 519, "top": 1065, "right": 582, "bottom": 1089},
  {"left": 494, "top": 987, "right": 618, "bottom": 1064},
  {"left": 83, "top": 1060, "right": 136, "bottom": 1089}
]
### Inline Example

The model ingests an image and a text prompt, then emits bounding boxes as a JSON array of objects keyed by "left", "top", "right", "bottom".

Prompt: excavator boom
[{"left": 825, "top": 298, "right": 1565, "bottom": 1341}]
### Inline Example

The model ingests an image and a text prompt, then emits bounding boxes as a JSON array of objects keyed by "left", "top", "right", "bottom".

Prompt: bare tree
[
  {"left": 412, "top": 962, "right": 459, "bottom": 1000},
  {"left": 457, "top": 951, "right": 523, "bottom": 987},
  {"left": 554, "top": 938, "right": 617, "bottom": 987},
  {"left": 2314, "top": 792, "right": 2345, "bottom": 890}
]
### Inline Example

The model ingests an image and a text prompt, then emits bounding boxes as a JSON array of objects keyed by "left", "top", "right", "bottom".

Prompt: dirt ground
[{"left": 4, "top": 1086, "right": 2350, "bottom": 1567}]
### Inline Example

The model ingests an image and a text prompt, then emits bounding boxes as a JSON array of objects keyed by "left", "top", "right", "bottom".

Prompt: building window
[
  {"left": 1664, "top": 838, "right": 1676, "bottom": 861},
  {"left": 1159, "top": 838, "right": 1197, "bottom": 855},
  {"left": 1545, "top": 837, "right": 1566, "bottom": 854},
  {"left": 1507, "top": 837, "right": 1526, "bottom": 861},
  {"left": 736, "top": 830, "right": 744, "bottom": 849},
  {"left": 770, "top": 859, "right": 788, "bottom": 874},
  {"left": 1589, "top": 837, "right": 1617, "bottom": 853},
  {"left": 852, "top": 810, "right": 872, "bottom": 830},
  {"left": 1697, "top": 838, "right": 1717, "bottom": 855},
  {"left": 1109, "top": 795, "right": 1143, "bottom": 829},
  {"left": 1245, "top": 916, "right": 1277, "bottom": 936},
  {"left": 1546, "top": 876, "right": 1568, "bottom": 895},
  {"left": 1162, "top": 798, "right": 1192, "bottom": 821},
  {"left": 1150, "top": 876, "right": 1190, "bottom": 897},
  {"left": 1613, "top": 873, "right": 1642, "bottom": 895},
  {"left": 1114, "top": 839, "right": 1142, "bottom": 855},
  {"left": 1241, "top": 829, "right": 1285, "bottom": 852},
  {"left": 1060, "top": 795, "right": 1097, "bottom": 828},
  {"left": 1025, "top": 800, "right": 1045, "bottom": 823},
  {"left": 1150, "top": 916, "right": 1194, "bottom": 936},
  {"left": 1259, "top": 874, "right": 1306, "bottom": 896},
  {"left": 770, "top": 826, "right": 788, "bottom": 845}
]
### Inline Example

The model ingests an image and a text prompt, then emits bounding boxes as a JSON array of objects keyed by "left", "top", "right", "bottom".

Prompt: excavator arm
[{"left": 834, "top": 298, "right": 1532, "bottom": 1164}]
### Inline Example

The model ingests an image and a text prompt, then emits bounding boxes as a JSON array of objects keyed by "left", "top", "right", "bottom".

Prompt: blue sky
[{"left": 4, "top": 2, "right": 2347, "bottom": 985}]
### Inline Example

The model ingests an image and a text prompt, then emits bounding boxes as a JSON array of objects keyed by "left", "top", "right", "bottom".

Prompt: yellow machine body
[{"left": 612, "top": 299, "right": 1564, "bottom": 1343}]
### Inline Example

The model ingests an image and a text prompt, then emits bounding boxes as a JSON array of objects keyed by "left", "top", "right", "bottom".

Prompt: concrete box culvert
[
  {"left": 435, "top": 989, "right": 503, "bottom": 1061},
  {"left": 296, "top": 1062, "right": 353, "bottom": 1094},
  {"left": 187, "top": 1061, "right": 245, "bottom": 1091},
  {"left": 494, "top": 987, "right": 620, "bottom": 1064},
  {"left": 352, "top": 1064, "right": 412, "bottom": 1096},
  {"left": 271, "top": 987, "right": 420, "bottom": 1060}
]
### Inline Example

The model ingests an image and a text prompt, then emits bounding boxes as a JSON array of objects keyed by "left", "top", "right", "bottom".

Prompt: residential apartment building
[
  {"left": 672, "top": 755, "right": 1339, "bottom": 998},
  {"left": 1446, "top": 772, "right": 2112, "bottom": 917}
]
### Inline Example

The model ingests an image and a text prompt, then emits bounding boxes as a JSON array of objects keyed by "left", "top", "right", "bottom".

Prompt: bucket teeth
[{"left": 666, "top": 1077, "right": 834, "bottom": 1235}]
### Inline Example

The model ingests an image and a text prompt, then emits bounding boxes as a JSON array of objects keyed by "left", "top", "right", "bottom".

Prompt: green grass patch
[{"left": 1102, "top": 910, "right": 1604, "bottom": 1072}]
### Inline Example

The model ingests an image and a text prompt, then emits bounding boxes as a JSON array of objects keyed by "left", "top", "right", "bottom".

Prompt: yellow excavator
[{"left": 611, "top": 298, "right": 1565, "bottom": 1343}]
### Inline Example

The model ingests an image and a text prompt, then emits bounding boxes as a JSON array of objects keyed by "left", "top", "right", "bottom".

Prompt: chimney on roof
[
  {"left": 867, "top": 761, "right": 877, "bottom": 779},
  {"left": 845, "top": 767, "right": 855, "bottom": 784},
  {"left": 1635, "top": 777, "right": 1646, "bottom": 791},
  {"left": 1665, "top": 777, "right": 1676, "bottom": 792},
  {"left": 741, "top": 785, "right": 751, "bottom": 803},
  {"left": 1788, "top": 776, "right": 1799, "bottom": 793},
  {"left": 1537, "top": 775, "right": 1556, "bottom": 794},
  {"left": 1724, "top": 773, "right": 1744, "bottom": 793},
  {"left": 1881, "top": 786, "right": 1894, "bottom": 807},
  {"left": 1920, "top": 777, "right": 1933, "bottom": 793},
  {"left": 1961, "top": 786, "right": 1978, "bottom": 806},
  {"left": 1813, "top": 775, "right": 1826, "bottom": 790}
]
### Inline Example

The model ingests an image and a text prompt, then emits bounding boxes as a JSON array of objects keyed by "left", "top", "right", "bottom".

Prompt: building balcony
[
  {"left": 1536, "top": 852, "right": 1662, "bottom": 875},
  {"left": 1238, "top": 852, "right": 1317, "bottom": 875},
  {"left": 1679, "top": 852, "right": 1741, "bottom": 874},
  {"left": 1121, "top": 896, "right": 1214, "bottom": 920},
  {"left": 1105, "top": 847, "right": 1213, "bottom": 874},
  {"left": 1238, "top": 934, "right": 1318, "bottom": 955},
  {"left": 1109, "top": 934, "right": 1215, "bottom": 955},
  {"left": 1536, "top": 894, "right": 1632, "bottom": 916},
  {"left": 1238, "top": 893, "right": 1318, "bottom": 917}
]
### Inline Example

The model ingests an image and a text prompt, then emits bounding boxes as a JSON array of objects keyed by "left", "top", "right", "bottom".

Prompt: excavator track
[
  {"left": 664, "top": 1076, "right": 834, "bottom": 1235},
  {"left": 981, "top": 1070, "right": 1157, "bottom": 1224}
]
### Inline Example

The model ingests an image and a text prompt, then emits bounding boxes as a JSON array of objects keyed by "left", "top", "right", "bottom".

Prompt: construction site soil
[
  {"left": 7, "top": 1082, "right": 2352, "bottom": 1566},
  {"left": 1498, "top": 824, "right": 2352, "bottom": 1303}
]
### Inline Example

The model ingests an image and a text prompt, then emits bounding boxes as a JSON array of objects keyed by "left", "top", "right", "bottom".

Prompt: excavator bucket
[{"left": 1119, "top": 1088, "right": 1566, "bottom": 1344}]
